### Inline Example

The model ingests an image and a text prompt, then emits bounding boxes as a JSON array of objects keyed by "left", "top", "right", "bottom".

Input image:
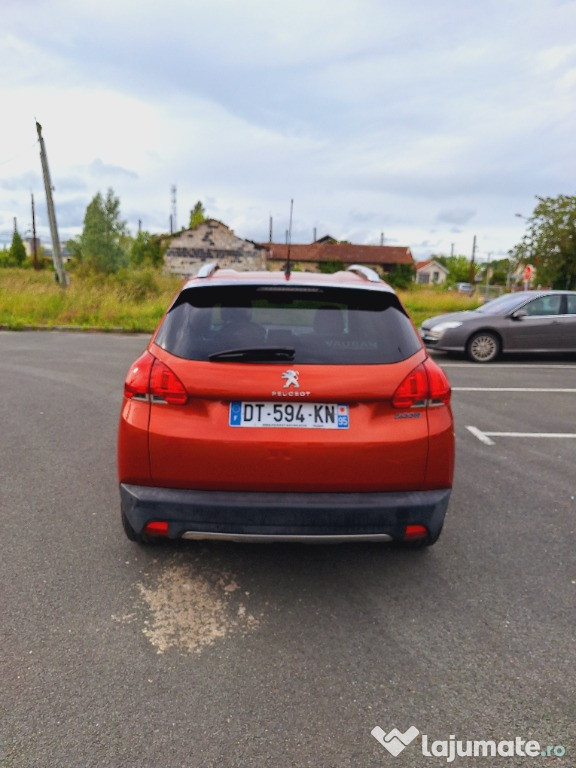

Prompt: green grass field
[
  {"left": 401, "top": 287, "right": 480, "bottom": 327},
  {"left": 0, "top": 269, "right": 182, "bottom": 331},
  {"left": 0, "top": 269, "right": 480, "bottom": 332}
]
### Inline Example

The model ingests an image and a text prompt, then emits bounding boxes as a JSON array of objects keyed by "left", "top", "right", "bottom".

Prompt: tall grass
[
  {"left": 0, "top": 269, "right": 481, "bottom": 331},
  {"left": 399, "top": 287, "right": 481, "bottom": 327},
  {"left": 0, "top": 269, "right": 182, "bottom": 332}
]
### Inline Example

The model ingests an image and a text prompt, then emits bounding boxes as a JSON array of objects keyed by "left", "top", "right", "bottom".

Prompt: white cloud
[{"left": 1, "top": 0, "right": 575, "bottom": 257}]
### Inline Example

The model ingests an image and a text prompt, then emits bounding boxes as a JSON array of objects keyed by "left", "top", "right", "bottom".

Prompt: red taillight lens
[
  {"left": 143, "top": 521, "right": 170, "bottom": 537},
  {"left": 392, "top": 363, "right": 428, "bottom": 408},
  {"left": 392, "top": 360, "right": 451, "bottom": 409},
  {"left": 124, "top": 351, "right": 154, "bottom": 401},
  {"left": 124, "top": 352, "right": 188, "bottom": 405},
  {"left": 149, "top": 359, "right": 188, "bottom": 405},
  {"left": 425, "top": 359, "right": 451, "bottom": 407},
  {"left": 404, "top": 524, "right": 428, "bottom": 540}
]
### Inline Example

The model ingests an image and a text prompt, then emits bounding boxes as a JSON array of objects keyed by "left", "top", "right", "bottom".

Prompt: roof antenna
[{"left": 285, "top": 198, "right": 293, "bottom": 279}]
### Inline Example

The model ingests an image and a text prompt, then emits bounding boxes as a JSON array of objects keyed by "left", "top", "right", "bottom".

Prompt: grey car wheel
[{"left": 467, "top": 332, "right": 500, "bottom": 363}]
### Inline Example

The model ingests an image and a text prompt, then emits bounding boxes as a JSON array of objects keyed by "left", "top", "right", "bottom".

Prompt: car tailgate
[{"left": 146, "top": 346, "right": 437, "bottom": 493}]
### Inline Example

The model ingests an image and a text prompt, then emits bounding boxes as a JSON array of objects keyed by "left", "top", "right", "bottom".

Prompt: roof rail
[
  {"left": 197, "top": 262, "right": 220, "bottom": 278},
  {"left": 347, "top": 264, "right": 381, "bottom": 283}
]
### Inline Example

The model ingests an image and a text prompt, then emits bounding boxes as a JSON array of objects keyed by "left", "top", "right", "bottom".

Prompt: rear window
[{"left": 155, "top": 284, "right": 422, "bottom": 364}]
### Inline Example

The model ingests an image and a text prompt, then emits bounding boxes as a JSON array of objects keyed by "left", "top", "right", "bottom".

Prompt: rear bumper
[{"left": 120, "top": 483, "right": 451, "bottom": 543}]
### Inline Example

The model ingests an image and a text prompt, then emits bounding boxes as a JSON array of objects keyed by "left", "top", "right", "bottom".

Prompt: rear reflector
[
  {"left": 404, "top": 524, "right": 428, "bottom": 540},
  {"left": 143, "top": 521, "right": 170, "bottom": 537}
]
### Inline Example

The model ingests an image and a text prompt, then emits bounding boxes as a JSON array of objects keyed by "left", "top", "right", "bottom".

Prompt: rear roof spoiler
[
  {"left": 197, "top": 262, "right": 220, "bottom": 278},
  {"left": 346, "top": 264, "right": 381, "bottom": 283}
]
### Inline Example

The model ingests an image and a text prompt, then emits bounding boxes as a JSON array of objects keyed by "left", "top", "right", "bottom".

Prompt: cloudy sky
[{"left": 1, "top": 0, "right": 575, "bottom": 261}]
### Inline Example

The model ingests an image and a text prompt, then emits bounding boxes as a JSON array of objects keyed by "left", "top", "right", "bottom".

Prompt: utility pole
[
  {"left": 170, "top": 185, "right": 177, "bottom": 233},
  {"left": 485, "top": 252, "right": 492, "bottom": 291},
  {"left": 36, "top": 122, "right": 67, "bottom": 286},
  {"left": 285, "top": 198, "right": 293, "bottom": 277},
  {"left": 31, "top": 193, "right": 39, "bottom": 270},
  {"left": 468, "top": 235, "right": 477, "bottom": 285}
]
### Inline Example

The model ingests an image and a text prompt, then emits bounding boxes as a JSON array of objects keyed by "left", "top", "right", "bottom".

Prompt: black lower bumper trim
[{"left": 120, "top": 484, "right": 451, "bottom": 542}]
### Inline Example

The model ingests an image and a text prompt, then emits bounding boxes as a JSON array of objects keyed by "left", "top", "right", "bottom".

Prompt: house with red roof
[
  {"left": 415, "top": 259, "right": 449, "bottom": 285},
  {"left": 164, "top": 224, "right": 415, "bottom": 279},
  {"left": 260, "top": 235, "right": 414, "bottom": 277}
]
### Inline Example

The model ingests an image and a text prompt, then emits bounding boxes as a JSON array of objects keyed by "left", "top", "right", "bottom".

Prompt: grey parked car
[{"left": 420, "top": 290, "right": 576, "bottom": 362}]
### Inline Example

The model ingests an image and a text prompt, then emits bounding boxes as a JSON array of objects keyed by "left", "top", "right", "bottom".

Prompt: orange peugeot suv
[{"left": 118, "top": 264, "right": 454, "bottom": 546}]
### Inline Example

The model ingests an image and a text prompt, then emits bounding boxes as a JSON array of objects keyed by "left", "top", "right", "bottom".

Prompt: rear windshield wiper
[{"left": 208, "top": 346, "right": 296, "bottom": 362}]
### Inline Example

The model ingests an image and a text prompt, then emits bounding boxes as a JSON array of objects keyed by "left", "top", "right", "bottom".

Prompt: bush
[
  {"left": 386, "top": 264, "right": 416, "bottom": 290},
  {"left": 0, "top": 250, "right": 17, "bottom": 268},
  {"left": 113, "top": 269, "right": 161, "bottom": 302}
]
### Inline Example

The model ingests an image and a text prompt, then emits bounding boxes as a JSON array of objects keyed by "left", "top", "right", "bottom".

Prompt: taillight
[
  {"left": 149, "top": 359, "right": 188, "bottom": 405},
  {"left": 124, "top": 351, "right": 188, "bottom": 405},
  {"left": 392, "top": 360, "right": 451, "bottom": 409},
  {"left": 425, "top": 359, "right": 451, "bottom": 407},
  {"left": 392, "top": 363, "right": 428, "bottom": 408},
  {"left": 124, "top": 351, "right": 154, "bottom": 401}
]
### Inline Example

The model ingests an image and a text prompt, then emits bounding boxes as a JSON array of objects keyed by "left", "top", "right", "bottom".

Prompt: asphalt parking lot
[{"left": 0, "top": 333, "right": 574, "bottom": 767}]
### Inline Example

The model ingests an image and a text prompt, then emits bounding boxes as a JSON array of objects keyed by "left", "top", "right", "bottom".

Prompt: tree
[
  {"left": 66, "top": 237, "right": 83, "bottom": 268},
  {"left": 130, "top": 231, "right": 166, "bottom": 269},
  {"left": 482, "top": 258, "right": 511, "bottom": 287},
  {"left": 434, "top": 254, "right": 474, "bottom": 284},
  {"left": 386, "top": 263, "right": 415, "bottom": 289},
  {"left": 511, "top": 195, "right": 576, "bottom": 289},
  {"left": 9, "top": 230, "right": 26, "bottom": 266},
  {"left": 189, "top": 201, "right": 206, "bottom": 229},
  {"left": 80, "top": 189, "right": 128, "bottom": 274},
  {"left": 318, "top": 260, "right": 344, "bottom": 274}
]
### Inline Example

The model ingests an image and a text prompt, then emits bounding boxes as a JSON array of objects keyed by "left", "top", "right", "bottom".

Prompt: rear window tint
[{"left": 155, "top": 284, "right": 422, "bottom": 364}]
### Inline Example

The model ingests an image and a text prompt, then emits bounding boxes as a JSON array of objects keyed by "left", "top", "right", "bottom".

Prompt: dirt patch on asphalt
[{"left": 136, "top": 563, "right": 259, "bottom": 655}]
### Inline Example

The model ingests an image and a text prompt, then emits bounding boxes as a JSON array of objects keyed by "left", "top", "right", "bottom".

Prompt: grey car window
[
  {"left": 524, "top": 296, "right": 562, "bottom": 316},
  {"left": 155, "top": 285, "right": 422, "bottom": 364},
  {"left": 566, "top": 296, "right": 576, "bottom": 314},
  {"left": 479, "top": 294, "right": 530, "bottom": 315}
]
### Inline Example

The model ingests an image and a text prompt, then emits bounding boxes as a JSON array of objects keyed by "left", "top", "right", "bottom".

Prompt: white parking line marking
[
  {"left": 454, "top": 387, "right": 576, "bottom": 393},
  {"left": 466, "top": 426, "right": 495, "bottom": 445},
  {"left": 486, "top": 432, "right": 576, "bottom": 438},
  {"left": 467, "top": 426, "right": 576, "bottom": 445}
]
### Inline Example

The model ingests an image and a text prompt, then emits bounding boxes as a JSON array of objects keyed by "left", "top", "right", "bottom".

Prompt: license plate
[{"left": 229, "top": 402, "right": 349, "bottom": 429}]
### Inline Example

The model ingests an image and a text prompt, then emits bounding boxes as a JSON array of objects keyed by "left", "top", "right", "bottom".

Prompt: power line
[{"left": 0, "top": 140, "right": 39, "bottom": 168}]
